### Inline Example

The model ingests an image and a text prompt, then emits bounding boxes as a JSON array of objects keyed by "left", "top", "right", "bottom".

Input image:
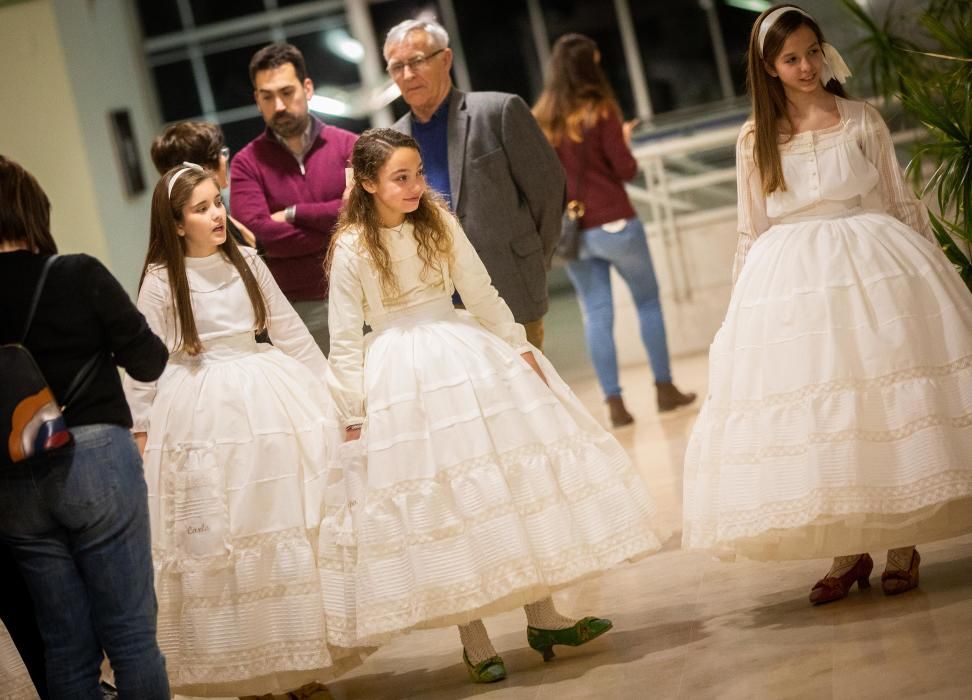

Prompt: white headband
[
  {"left": 757, "top": 6, "right": 852, "bottom": 84},
  {"left": 166, "top": 161, "right": 205, "bottom": 199}
]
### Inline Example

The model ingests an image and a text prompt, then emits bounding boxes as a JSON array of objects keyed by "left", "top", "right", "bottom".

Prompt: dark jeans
[
  {"left": 0, "top": 543, "right": 49, "bottom": 698},
  {"left": 0, "top": 424, "right": 169, "bottom": 699}
]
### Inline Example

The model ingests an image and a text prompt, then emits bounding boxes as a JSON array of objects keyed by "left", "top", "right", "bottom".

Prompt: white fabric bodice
[
  {"left": 123, "top": 248, "right": 329, "bottom": 431},
  {"left": 767, "top": 120, "right": 878, "bottom": 221},
  {"left": 732, "top": 97, "right": 933, "bottom": 282},
  {"left": 182, "top": 252, "right": 262, "bottom": 340},
  {"left": 327, "top": 211, "right": 529, "bottom": 426}
]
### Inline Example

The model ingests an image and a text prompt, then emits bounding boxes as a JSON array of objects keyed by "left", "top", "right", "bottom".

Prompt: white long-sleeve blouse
[
  {"left": 327, "top": 210, "right": 530, "bottom": 428},
  {"left": 732, "top": 96, "right": 934, "bottom": 283}
]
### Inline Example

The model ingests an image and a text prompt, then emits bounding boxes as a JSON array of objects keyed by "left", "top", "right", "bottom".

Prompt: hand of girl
[
  {"left": 623, "top": 119, "right": 640, "bottom": 144},
  {"left": 344, "top": 426, "right": 362, "bottom": 442},
  {"left": 134, "top": 432, "right": 148, "bottom": 456},
  {"left": 521, "top": 351, "right": 548, "bottom": 386}
]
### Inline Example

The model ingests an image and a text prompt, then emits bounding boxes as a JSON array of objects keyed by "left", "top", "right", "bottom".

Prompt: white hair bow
[{"left": 820, "top": 43, "right": 852, "bottom": 85}]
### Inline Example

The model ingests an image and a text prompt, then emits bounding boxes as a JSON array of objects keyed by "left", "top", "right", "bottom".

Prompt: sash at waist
[
  {"left": 369, "top": 297, "right": 456, "bottom": 332},
  {"left": 772, "top": 198, "right": 867, "bottom": 225},
  {"left": 170, "top": 331, "right": 260, "bottom": 364}
]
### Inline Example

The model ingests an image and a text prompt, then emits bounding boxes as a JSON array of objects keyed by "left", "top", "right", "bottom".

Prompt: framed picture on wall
[{"left": 108, "top": 109, "right": 146, "bottom": 196}]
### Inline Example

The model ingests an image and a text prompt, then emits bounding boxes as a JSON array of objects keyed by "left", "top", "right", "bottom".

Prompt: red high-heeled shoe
[
  {"left": 809, "top": 553, "right": 873, "bottom": 605},
  {"left": 881, "top": 549, "right": 920, "bottom": 596}
]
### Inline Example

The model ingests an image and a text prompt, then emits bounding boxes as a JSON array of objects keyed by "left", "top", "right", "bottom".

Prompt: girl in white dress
[
  {"left": 683, "top": 5, "right": 972, "bottom": 605},
  {"left": 324, "top": 129, "right": 664, "bottom": 683},
  {"left": 124, "top": 164, "right": 368, "bottom": 697}
]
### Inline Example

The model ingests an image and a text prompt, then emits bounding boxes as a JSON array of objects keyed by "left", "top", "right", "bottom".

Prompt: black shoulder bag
[
  {"left": 557, "top": 122, "right": 589, "bottom": 261},
  {"left": 1, "top": 256, "right": 101, "bottom": 465}
]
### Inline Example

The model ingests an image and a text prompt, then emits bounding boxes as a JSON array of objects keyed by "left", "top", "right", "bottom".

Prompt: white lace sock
[
  {"left": 457, "top": 620, "right": 498, "bottom": 665},
  {"left": 826, "top": 554, "right": 866, "bottom": 578},
  {"left": 523, "top": 596, "right": 577, "bottom": 630},
  {"left": 885, "top": 546, "right": 916, "bottom": 572}
]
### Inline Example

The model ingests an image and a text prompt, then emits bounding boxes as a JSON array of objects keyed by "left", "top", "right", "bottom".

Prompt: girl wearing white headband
[
  {"left": 683, "top": 4, "right": 972, "bottom": 605},
  {"left": 123, "top": 165, "right": 372, "bottom": 696}
]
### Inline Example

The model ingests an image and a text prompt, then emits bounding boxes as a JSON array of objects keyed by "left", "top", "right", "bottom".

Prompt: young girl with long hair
[
  {"left": 533, "top": 33, "right": 695, "bottom": 427},
  {"left": 123, "top": 164, "right": 368, "bottom": 697},
  {"left": 324, "top": 128, "right": 665, "bottom": 683},
  {"left": 682, "top": 4, "right": 972, "bottom": 605}
]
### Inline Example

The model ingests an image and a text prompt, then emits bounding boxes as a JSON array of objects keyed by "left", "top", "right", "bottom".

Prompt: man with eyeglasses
[
  {"left": 231, "top": 43, "right": 358, "bottom": 355},
  {"left": 385, "top": 19, "right": 566, "bottom": 350}
]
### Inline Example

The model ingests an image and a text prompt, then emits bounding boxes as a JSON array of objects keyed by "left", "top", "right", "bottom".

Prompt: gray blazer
[{"left": 393, "top": 89, "right": 566, "bottom": 323}]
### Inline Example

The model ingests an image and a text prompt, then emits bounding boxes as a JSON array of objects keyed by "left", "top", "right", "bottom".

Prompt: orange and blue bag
[{"left": 1, "top": 256, "right": 98, "bottom": 465}]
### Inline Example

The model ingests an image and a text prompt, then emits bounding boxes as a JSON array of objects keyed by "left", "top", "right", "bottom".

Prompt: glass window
[
  {"left": 287, "top": 25, "right": 363, "bottom": 88},
  {"left": 629, "top": 2, "right": 725, "bottom": 114},
  {"left": 136, "top": 0, "right": 182, "bottom": 38},
  {"left": 221, "top": 116, "right": 266, "bottom": 157},
  {"left": 456, "top": 0, "right": 541, "bottom": 101},
  {"left": 189, "top": 0, "right": 266, "bottom": 27},
  {"left": 715, "top": 4, "right": 757, "bottom": 98},
  {"left": 369, "top": 0, "right": 443, "bottom": 48},
  {"left": 152, "top": 61, "right": 203, "bottom": 122},
  {"left": 541, "top": 0, "right": 634, "bottom": 115},
  {"left": 205, "top": 42, "right": 271, "bottom": 112}
]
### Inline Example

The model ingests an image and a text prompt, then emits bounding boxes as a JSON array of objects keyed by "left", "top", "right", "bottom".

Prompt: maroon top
[
  {"left": 231, "top": 118, "right": 357, "bottom": 301},
  {"left": 555, "top": 111, "right": 637, "bottom": 229}
]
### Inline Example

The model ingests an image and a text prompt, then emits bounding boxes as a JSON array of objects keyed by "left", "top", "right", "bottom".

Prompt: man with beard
[{"left": 231, "top": 43, "right": 357, "bottom": 354}]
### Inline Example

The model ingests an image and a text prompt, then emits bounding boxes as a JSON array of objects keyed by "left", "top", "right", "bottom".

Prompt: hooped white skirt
[
  {"left": 683, "top": 211, "right": 972, "bottom": 560},
  {"left": 320, "top": 300, "right": 665, "bottom": 645},
  {"left": 142, "top": 334, "right": 371, "bottom": 696}
]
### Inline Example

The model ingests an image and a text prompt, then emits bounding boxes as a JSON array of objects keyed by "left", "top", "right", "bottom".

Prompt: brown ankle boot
[
  {"left": 606, "top": 395, "right": 634, "bottom": 427},
  {"left": 656, "top": 382, "right": 696, "bottom": 413}
]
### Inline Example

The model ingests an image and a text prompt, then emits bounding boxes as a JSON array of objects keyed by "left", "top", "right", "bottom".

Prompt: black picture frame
[{"left": 108, "top": 109, "right": 146, "bottom": 196}]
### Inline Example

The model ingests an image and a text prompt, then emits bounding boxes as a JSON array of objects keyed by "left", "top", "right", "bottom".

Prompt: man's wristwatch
[{"left": 285, "top": 205, "right": 296, "bottom": 223}]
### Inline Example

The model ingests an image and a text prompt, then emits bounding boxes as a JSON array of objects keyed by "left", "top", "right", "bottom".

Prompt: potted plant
[{"left": 842, "top": 0, "right": 972, "bottom": 291}]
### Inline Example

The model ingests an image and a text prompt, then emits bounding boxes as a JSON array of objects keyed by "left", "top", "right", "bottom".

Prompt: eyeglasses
[
  {"left": 386, "top": 49, "right": 445, "bottom": 78},
  {"left": 219, "top": 146, "right": 230, "bottom": 161}
]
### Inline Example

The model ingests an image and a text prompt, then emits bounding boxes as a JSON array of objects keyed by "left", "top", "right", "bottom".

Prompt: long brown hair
[
  {"left": 532, "top": 33, "right": 622, "bottom": 146},
  {"left": 141, "top": 166, "right": 267, "bottom": 355},
  {"left": 326, "top": 128, "right": 453, "bottom": 296},
  {"left": 747, "top": 4, "right": 846, "bottom": 194},
  {"left": 0, "top": 155, "right": 58, "bottom": 255}
]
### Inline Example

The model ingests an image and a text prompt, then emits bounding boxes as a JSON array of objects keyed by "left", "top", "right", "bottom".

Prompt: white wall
[
  {"left": 52, "top": 0, "right": 161, "bottom": 294},
  {"left": 0, "top": 0, "right": 159, "bottom": 296},
  {"left": 0, "top": 0, "right": 107, "bottom": 262}
]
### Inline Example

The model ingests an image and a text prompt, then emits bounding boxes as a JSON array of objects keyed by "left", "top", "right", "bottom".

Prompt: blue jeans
[
  {"left": 0, "top": 424, "right": 169, "bottom": 699},
  {"left": 566, "top": 217, "right": 672, "bottom": 398}
]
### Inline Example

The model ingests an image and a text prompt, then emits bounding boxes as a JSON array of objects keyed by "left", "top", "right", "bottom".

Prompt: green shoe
[
  {"left": 462, "top": 648, "right": 507, "bottom": 683},
  {"left": 527, "top": 616, "right": 613, "bottom": 662}
]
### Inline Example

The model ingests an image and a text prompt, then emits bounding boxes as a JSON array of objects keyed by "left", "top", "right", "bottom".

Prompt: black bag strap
[
  {"left": 21, "top": 255, "right": 58, "bottom": 342},
  {"left": 19, "top": 254, "right": 101, "bottom": 410},
  {"left": 60, "top": 353, "right": 102, "bottom": 410}
]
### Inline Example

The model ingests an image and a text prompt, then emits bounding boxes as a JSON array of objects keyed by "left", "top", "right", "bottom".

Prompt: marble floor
[{"left": 183, "top": 291, "right": 972, "bottom": 700}]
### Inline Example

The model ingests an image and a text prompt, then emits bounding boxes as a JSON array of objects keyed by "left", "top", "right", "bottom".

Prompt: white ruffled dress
[
  {"left": 124, "top": 249, "right": 369, "bottom": 696},
  {"left": 683, "top": 97, "right": 972, "bottom": 560},
  {"left": 324, "top": 212, "right": 664, "bottom": 645}
]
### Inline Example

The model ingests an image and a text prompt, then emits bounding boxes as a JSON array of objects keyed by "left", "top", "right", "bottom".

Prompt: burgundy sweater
[
  {"left": 555, "top": 112, "right": 637, "bottom": 229},
  {"left": 231, "top": 118, "right": 357, "bottom": 301}
]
